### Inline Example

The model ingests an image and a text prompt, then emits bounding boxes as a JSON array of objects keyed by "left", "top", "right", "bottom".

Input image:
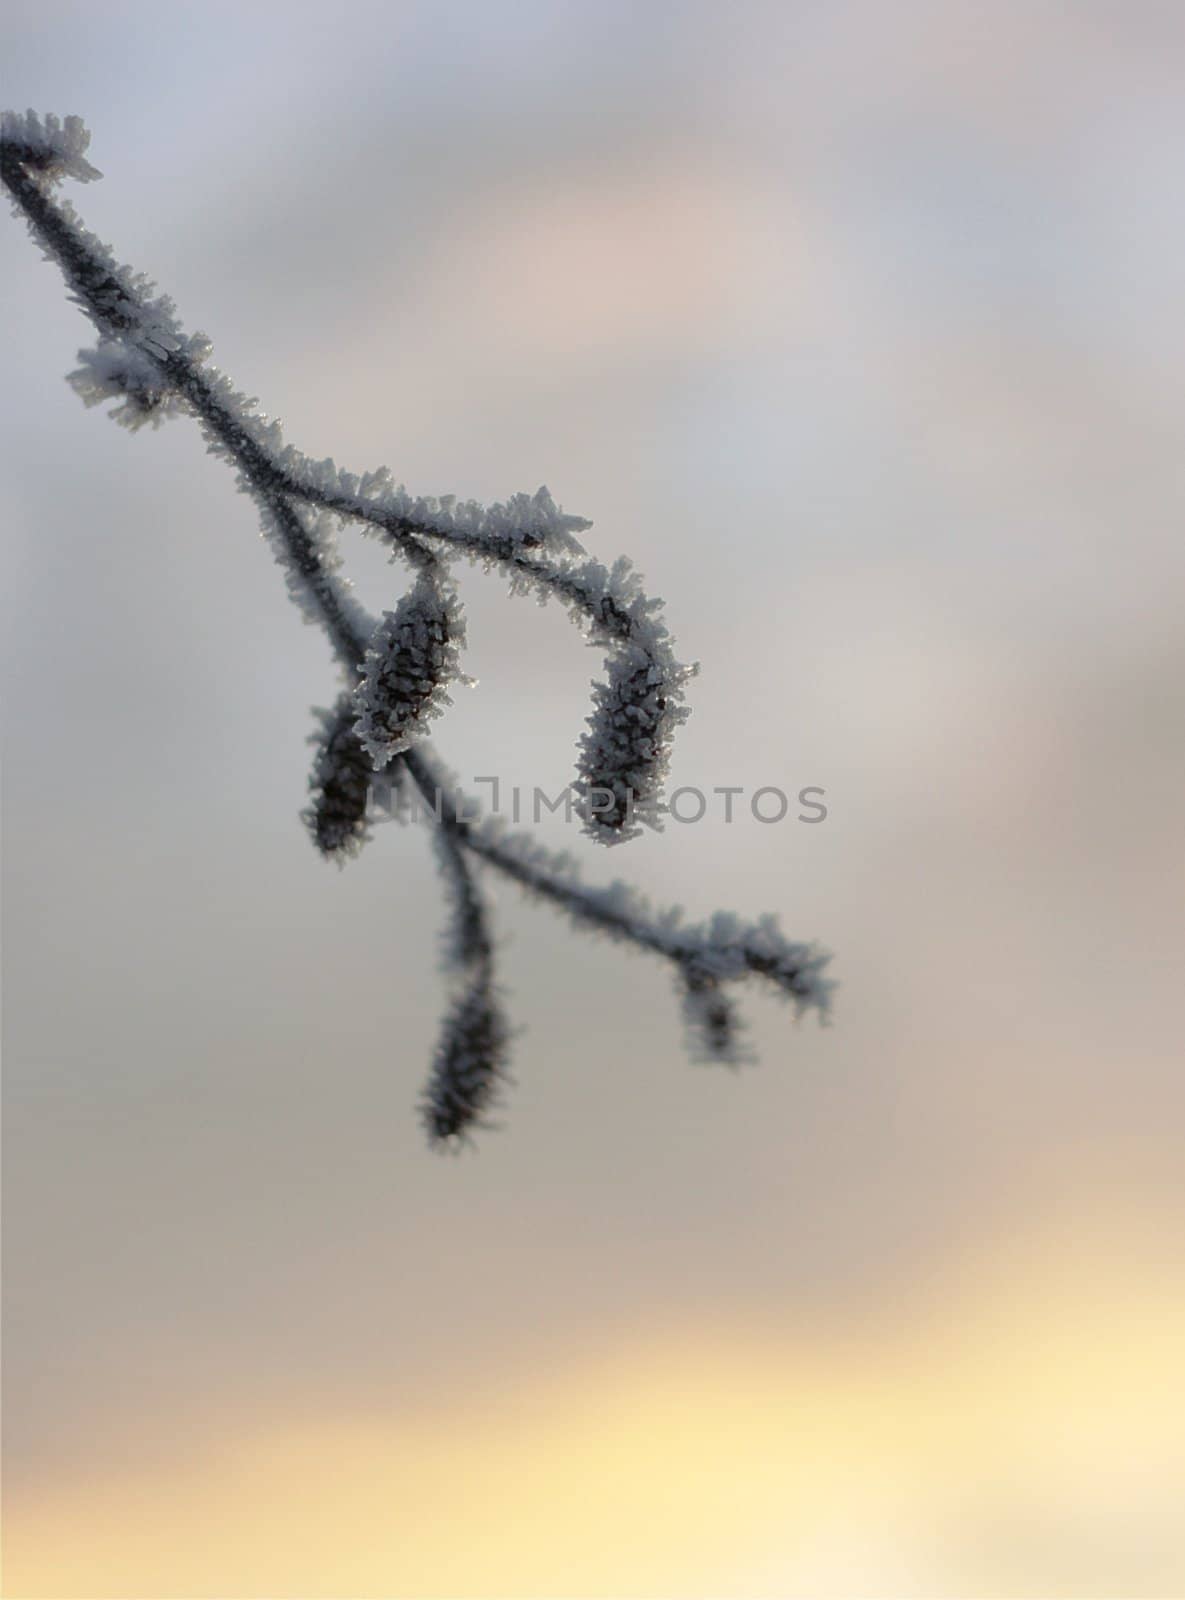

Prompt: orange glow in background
[{"left": 7, "top": 1183, "right": 1185, "bottom": 1597}]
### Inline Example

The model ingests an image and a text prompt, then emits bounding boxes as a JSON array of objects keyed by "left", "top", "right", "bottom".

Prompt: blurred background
[{"left": 2, "top": 2, "right": 1184, "bottom": 1595}]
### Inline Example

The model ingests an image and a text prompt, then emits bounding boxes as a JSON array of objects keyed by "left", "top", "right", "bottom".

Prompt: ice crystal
[
  {"left": 68, "top": 339, "right": 183, "bottom": 429},
  {"left": 0, "top": 110, "right": 100, "bottom": 185}
]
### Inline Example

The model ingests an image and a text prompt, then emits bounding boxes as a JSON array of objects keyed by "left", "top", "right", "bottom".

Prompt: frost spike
[{"left": 0, "top": 110, "right": 100, "bottom": 184}]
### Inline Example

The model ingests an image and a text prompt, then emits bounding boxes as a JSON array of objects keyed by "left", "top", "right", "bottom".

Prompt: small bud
[{"left": 680, "top": 964, "right": 751, "bottom": 1067}]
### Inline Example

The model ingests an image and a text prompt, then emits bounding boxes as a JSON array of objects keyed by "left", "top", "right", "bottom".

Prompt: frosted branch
[{"left": 3, "top": 112, "right": 834, "bottom": 1148}]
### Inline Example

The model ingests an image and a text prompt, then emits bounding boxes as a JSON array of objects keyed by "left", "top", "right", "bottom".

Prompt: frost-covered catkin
[
  {"left": 576, "top": 646, "right": 680, "bottom": 841},
  {"left": 302, "top": 696, "right": 378, "bottom": 862},
  {"left": 420, "top": 820, "right": 510, "bottom": 1145},
  {"left": 564, "top": 558, "right": 694, "bottom": 844},
  {"left": 420, "top": 968, "right": 510, "bottom": 1145},
  {"left": 353, "top": 573, "right": 466, "bottom": 767}
]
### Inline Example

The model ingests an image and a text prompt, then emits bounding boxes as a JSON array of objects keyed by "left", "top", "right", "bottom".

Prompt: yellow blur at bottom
[{"left": 6, "top": 1212, "right": 1185, "bottom": 1600}]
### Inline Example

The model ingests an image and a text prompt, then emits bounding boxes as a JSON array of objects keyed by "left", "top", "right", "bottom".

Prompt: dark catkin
[{"left": 302, "top": 696, "right": 378, "bottom": 862}]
